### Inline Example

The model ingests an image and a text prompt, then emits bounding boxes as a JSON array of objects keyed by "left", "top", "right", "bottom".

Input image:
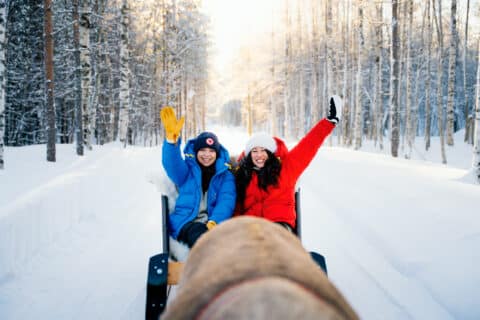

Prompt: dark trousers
[{"left": 178, "top": 221, "right": 208, "bottom": 248}]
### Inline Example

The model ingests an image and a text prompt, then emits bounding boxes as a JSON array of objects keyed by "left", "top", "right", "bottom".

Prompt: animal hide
[{"left": 161, "top": 216, "right": 359, "bottom": 320}]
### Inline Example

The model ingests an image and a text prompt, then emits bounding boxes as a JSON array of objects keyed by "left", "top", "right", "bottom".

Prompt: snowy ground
[{"left": 0, "top": 126, "right": 479, "bottom": 320}]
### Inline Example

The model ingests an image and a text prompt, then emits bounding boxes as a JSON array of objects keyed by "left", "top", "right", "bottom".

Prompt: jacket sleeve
[
  {"left": 286, "top": 118, "right": 335, "bottom": 179},
  {"left": 210, "top": 171, "right": 237, "bottom": 223},
  {"left": 162, "top": 139, "right": 189, "bottom": 187}
]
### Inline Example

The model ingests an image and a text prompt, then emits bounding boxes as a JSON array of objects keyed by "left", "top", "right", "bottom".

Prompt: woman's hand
[
  {"left": 327, "top": 95, "right": 342, "bottom": 124},
  {"left": 206, "top": 220, "right": 217, "bottom": 230},
  {"left": 160, "top": 106, "right": 185, "bottom": 143}
]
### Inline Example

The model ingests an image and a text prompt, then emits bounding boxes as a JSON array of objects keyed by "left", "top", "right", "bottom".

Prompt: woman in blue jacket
[{"left": 160, "top": 107, "right": 236, "bottom": 248}]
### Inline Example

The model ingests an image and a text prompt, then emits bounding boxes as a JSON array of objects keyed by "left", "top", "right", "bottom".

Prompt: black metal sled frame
[{"left": 145, "top": 195, "right": 170, "bottom": 320}]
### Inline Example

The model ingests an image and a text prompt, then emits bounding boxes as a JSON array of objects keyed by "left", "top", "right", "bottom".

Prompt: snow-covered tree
[
  {"left": 341, "top": 0, "right": 352, "bottom": 146},
  {"left": 283, "top": 0, "right": 292, "bottom": 139},
  {"left": 80, "top": 0, "right": 92, "bottom": 150},
  {"left": 6, "top": 1, "right": 44, "bottom": 146},
  {"left": 73, "top": 0, "right": 83, "bottom": 156},
  {"left": 118, "top": 0, "right": 131, "bottom": 146},
  {"left": 2, "top": 0, "right": 479, "bottom": 165},
  {"left": 446, "top": 0, "right": 457, "bottom": 146},
  {"left": 390, "top": 0, "right": 400, "bottom": 157},
  {"left": 404, "top": 0, "right": 414, "bottom": 158},
  {"left": 433, "top": 0, "right": 447, "bottom": 164},
  {"left": 353, "top": 1, "right": 364, "bottom": 150},
  {"left": 425, "top": 0, "right": 433, "bottom": 151},
  {"left": 463, "top": 0, "right": 471, "bottom": 143},
  {"left": 373, "top": 1, "right": 385, "bottom": 150}
]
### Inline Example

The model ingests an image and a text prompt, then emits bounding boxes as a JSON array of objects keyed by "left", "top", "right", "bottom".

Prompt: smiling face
[
  {"left": 250, "top": 147, "right": 269, "bottom": 168},
  {"left": 196, "top": 148, "right": 217, "bottom": 167}
]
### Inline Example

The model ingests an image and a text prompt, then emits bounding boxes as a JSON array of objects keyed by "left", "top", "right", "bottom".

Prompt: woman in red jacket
[{"left": 234, "top": 96, "right": 342, "bottom": 231}]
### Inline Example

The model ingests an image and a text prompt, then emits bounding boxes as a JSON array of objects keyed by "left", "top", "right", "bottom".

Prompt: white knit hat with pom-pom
[{"left": 245, "top": 133, "right": 277, "bottom": 155}]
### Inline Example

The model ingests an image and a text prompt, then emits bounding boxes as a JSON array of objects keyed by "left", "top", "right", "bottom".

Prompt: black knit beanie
[{"left": 193, "top": 132, "right": 220, "bottom": 154}]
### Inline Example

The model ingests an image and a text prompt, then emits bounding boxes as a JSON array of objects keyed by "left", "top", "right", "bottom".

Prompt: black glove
[{"left": 327, "top": 97, "right": 339, "bottom": 124}]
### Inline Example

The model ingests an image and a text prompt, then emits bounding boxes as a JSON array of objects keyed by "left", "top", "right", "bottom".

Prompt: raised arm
[
  {"left": 160, "top": 106, "right": 188, "bottom": 186},
  {"left": 286, "top": 96, "right": 341, "bottom": 178}
]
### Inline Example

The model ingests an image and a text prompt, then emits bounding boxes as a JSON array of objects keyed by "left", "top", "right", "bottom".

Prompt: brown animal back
[{"left": 161, "top": 216, "right": 359, "bottom": 320}]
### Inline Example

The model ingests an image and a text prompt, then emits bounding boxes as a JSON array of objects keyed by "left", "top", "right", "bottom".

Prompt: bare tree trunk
[
  {"left": 152, "top": 50, "right": 160, "bottom": 145},
  {"left": 292, "top": 31, "right": 301, "bottom": 138},
  {"left": 433, "top": 0, "right": 447, "bottom": 163},
  {"left": 473, "top": 40, "right": 480, "bottom": 184},
  {"left": 44, "top": 0, "right": 56, "bottom": 162},
  {"left": 96, "top": 0, "right": 112, "bottom": 145},
  {"left": 425, "top": 0, "right": 432, "bottom": 150},
  {"left": 463, "top": 0, "right": 471, "bottom": 143},
  {"left": 322, "top": 0, "right": 331, "bottom": 123},
  {"left": 149, "top": 3, "right": 162, "bottom": 145},
  {"left": 348, "top": 34, "right": 355, "bottom": 148},
  {"left": 311, "top": 0, "right": 320, "bottom": 125},
  {"left": 303, "top": 3, "right": 313, "bottom": 134},
  {"left": 90, "top": 0, "right": 100, "bottom": 145},
  {"left": 411, "top": 2, "right": 427, "bottom": 156},
  {"left": 118, "top": 0, "right": 130, "bottom": 147},
  {"left": 283, "top": 0, "right": 291, "bottom": 139},
  {"left": 73, "top": 0, "right": 83, "bottom": 155},
  {"left": 199, "top": 86, "right": 205, "bottom": 133},
  {"left": 341, "top": 0, "right": 351, "bottom": 146},
  {"left": 0, "top": 0, "right": 6, "bottom": 169},
  {"left": 353, "top": 0, "right": 364, "bottom": 150},
  {"left": 270, "top": 16, "right": 277, "bottom": 136},
  {"left": 404, "top": 0, "right": 413, "bottom": 158},
  {"left": 247, "top": 88, "right": 252, "bottom": 136},
  {"left": 373, "top": 1, "right": 384, "bottom": 150},
  {"left": 245, "top": 50, "right": 253, "bottom": 136},
  {"left": 398, "top": 0, "right": 407, "bottom": 153},
  {"left": 390, "top": 0, "right": 400, "bottom": 157},
  {"left": 80, "top": 1, "right": 92, "bottom": 149},
  {"left": 304, "top": 61, "right": 312, "bottom": 133},
  {"left": 329, "top": 1, "right": 339, "bottom": 97},
  {"left": 446, "top": 0, "right": 457, "bottom": 146},
  {"left": 296, "top": 4, "right": 305, "bottom": 137}
]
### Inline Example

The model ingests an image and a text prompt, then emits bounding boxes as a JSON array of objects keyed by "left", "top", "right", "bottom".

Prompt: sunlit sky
[
  {"left": 200, "top": 0, "right": 479, "bottom": 72},
  {"left": 201, "top": 0, "right": 281, "bottom": 71},
  {"left": 199, "top": 0, "right": 478, "bottom": 106}
]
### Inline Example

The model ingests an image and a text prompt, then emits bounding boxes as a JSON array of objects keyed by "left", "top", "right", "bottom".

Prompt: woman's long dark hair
[{"left": 235, "top": 150, "right": 281, "bottom": 207}]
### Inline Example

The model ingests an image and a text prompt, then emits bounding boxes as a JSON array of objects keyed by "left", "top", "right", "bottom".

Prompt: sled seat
[
  {"left": 162, "top": 191, "right": 302, "bottom": 247},
  {"left": 161, "top": 189, "right": 325, "bottom": 275}
]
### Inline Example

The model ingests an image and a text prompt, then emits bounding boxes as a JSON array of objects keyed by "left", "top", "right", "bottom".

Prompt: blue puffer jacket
[{"left": 162, "top": 138, "right": 236, "bottom": 239}]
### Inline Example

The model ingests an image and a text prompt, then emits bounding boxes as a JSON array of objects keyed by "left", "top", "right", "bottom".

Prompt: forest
[{"left": 0, "top": 0, "right": 479, "bottom": 171}]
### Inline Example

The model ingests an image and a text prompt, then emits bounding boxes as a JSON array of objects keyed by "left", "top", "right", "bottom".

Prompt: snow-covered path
[
  {"left": 299, "top": 148, "right": 473, "bottom": 320},
  {"left": 1, "top": 133, "right": 479, "bottom": 319},
  {"left": 0, "top": 145, "right": 164, "bottom": 319}
]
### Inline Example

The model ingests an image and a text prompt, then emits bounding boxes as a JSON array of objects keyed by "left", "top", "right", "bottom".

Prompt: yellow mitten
[
  {"left": 206, "top": 220, "right": 217, "bottom": 230},
  {"left": 160, "top": 106, "right": 185, "bottom": 143}
]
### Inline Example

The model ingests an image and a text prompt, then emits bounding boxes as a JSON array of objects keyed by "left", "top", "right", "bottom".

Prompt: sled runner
[{"left": 145, "top": 191, "right": 327, "bottom": 319}]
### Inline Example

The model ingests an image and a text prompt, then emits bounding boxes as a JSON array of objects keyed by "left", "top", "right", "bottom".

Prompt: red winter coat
[{"left": 234, "top": 119, "right": 335, "bottom": 228}]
